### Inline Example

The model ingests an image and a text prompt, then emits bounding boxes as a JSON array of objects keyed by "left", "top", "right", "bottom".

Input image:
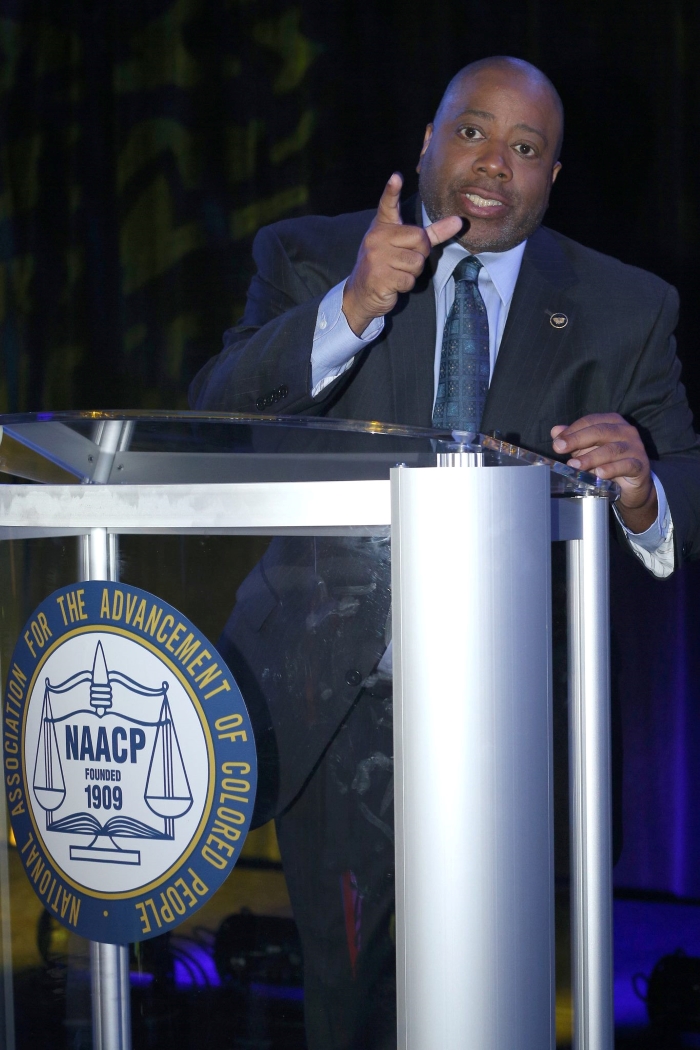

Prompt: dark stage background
[{"left": 2, "top": 0, "right": 700, "bottom": 896}]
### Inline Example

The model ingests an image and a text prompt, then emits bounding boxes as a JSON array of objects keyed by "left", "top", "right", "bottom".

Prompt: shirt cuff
[
  {"left": 310, "top": 279, "right": 384, "bottom": 397},
  {"left": 613, "top": 473, "right": 675, "bottom": 578}
]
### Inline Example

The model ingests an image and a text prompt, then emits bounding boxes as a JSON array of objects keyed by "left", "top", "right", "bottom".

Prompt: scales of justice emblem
[
  {"left": 9, "top": 580, "right": 255, "bottom": 943},
  {"left": 32, "top": 640, "right": 194, "bottom": 867}
]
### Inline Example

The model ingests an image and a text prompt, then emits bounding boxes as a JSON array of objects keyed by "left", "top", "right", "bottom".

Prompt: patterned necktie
[{"left": 432, "top": 256, "right": 490, "bottom": 433}]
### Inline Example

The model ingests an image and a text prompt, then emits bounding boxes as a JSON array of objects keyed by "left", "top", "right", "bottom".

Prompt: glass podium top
[{"left": 0, "top": 410, "right": 619, "bottom": 499}]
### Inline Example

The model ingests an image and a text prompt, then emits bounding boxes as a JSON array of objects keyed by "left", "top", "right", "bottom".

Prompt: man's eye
[
  {"left": 515, "top": 143, "right": 536, "bottom": 156},
  {"left": 459, "top": 126, "right": 484, "bottom": 140}
]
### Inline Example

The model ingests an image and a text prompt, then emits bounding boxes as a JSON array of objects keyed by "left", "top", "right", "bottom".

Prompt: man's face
[{"left": 418, "top": 67, "right": 562, "bottom": 253}]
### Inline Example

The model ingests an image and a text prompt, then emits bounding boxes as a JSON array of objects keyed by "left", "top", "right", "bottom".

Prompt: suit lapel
[{"left": 480, "top": 226, "right": 579, "bottom": 444}]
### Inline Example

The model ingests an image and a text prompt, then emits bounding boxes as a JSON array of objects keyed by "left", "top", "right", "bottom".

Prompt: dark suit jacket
[
  {"left": 191, "top": 196, "right": 700, "bottom": 563},
  {"left": 191, "top": 198, "right": 700, "bottom": 821}
]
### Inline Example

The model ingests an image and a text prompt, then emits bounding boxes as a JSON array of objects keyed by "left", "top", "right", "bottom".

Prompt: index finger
[
  {"left": 551, "top": 414, "right": 626, "bottom": 450},
  {"left": 376, "top": 173, "right": 404, "bottom": 225},
  {"left": 551, "top": 413, "right": 624, "bottom": 441}
]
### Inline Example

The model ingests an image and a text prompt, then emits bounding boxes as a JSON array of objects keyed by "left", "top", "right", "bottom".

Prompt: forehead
[{"left": 438, "top": 68, "right": 561, "bottom": 141}]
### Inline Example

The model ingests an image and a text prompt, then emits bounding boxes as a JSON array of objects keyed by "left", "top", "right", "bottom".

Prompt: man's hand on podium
[{"left": 551, "top": 413, "right": 658, "bottom": 534}]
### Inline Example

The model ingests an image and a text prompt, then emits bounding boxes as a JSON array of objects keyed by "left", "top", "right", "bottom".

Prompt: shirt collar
[{"left": 422, "top": 204, "right": 527, "bottom": 307}]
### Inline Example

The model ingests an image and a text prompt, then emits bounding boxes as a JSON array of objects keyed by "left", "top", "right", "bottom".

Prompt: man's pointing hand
[{"left": 342, "top": 172, "right": 462, "bottom": 336}]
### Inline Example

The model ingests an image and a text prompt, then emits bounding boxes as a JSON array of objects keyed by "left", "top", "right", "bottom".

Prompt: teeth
[{"left": 465, "top": 193, "right": 502, "bottom": 207}]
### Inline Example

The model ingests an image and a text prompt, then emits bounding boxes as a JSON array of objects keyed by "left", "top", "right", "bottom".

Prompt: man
[{"left": 191, "top": 57, "right": 700, "bottom": 1048}]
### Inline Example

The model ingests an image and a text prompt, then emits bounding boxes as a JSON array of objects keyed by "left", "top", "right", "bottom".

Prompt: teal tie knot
[{"left": 452, "top": 255, "right": 482, "bottom": 284}]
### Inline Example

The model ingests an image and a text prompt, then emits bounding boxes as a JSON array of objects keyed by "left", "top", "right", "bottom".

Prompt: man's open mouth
[{"left": 463, "top": 192, "right": 505, "bottom": 208}]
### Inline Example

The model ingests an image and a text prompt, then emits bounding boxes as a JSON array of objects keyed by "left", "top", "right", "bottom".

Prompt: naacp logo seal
[{"left": 4, "top": 581, "right": 257, "bottom": 944}]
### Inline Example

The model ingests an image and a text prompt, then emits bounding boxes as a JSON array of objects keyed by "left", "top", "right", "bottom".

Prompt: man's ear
[
  {"left": 551, "top": 161, "right": 562, "bottom": 185},
  {"left": 416, "top": 123, "right": 433, "bottom": 174}
]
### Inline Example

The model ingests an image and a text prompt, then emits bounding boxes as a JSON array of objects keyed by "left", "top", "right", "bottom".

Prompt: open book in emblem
[{"left": 32, "top": 642, "right": 193, "bottom": 866}]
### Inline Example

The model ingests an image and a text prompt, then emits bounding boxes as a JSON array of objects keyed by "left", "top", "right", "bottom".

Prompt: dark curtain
[{"left": 1, "top": 0, "right": 700, "bottom": 893}]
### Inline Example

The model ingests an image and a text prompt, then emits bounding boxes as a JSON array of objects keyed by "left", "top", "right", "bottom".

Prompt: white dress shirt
[{"left": 310, "top": 211, "right": 674, "bottom": 578}]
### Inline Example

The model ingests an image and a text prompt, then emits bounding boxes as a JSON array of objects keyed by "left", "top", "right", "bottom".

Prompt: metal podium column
[
  {"left": 79, "top": 421, "right": 132, "bottom": 1050},
  {"left": 79, "top": 524, "right": 132, "bottom": 1050},
  {"left": 567, "top": 496, "right": 614, "bottom": 1050},
  {"left": 89, "top": 941, "right": 131, "bottom": 1050},
  {"left": 391, "top": 463, "right": 555, "bottom": 1050}
]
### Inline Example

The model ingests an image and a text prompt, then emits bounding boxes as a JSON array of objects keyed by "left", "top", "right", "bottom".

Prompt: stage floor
[{"left": 6, "top": 824, "right": 700, "bottom": 1048}]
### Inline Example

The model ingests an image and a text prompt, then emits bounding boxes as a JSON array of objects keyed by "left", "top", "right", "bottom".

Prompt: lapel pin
[{"left": 550, "top": 312, "right": 568, "bottom": 329}]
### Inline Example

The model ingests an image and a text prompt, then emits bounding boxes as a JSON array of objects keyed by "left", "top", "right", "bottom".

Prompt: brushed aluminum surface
[
  {"left": 0, "top": 480, "right": 390, "bottom": 536},
  {"left": 90, "top": 942, "right": 131, "bottom": 1050},
  {"left": 391, "top": 464, "right": 554, "bottom": 1050},
  {"left": 568, "top": 497, "right": 614, "bottom": 1050}
]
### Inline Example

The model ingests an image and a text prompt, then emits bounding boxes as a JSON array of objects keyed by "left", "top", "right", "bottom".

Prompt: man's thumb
[{"left": 425, "top": 214, "right": 462, "bottom": 247}]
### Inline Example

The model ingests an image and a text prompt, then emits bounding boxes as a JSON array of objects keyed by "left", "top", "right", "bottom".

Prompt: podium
[{"left": 0, "top": 411, "right": 617, "bottom": 1050}]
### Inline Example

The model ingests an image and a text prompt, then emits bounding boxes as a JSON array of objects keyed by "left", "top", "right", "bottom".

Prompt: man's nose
[{"left": 473, "top": 142, "right": 512, "bottom": 181}]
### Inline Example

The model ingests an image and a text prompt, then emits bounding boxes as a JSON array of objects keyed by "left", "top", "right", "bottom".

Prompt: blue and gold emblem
[{"left": 4, "top": 581, "right": 257, "bottom": 944}]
